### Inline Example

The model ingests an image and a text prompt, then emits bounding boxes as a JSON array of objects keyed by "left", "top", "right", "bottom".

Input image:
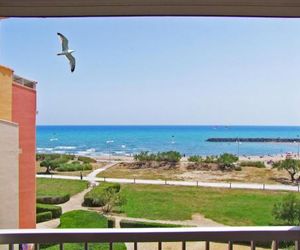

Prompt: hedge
[
  {"left": 78, "top": 156, "right": 97, "bottom": 163},
  {"left": 119, "top": 219, "right": 181, "bottom": 228},
  {"left": 83, "top": 183, "right": 120, "bottom": 207},
  {"left": 56, "top": 162, "right": 92, "bottom": 172},
  {"left": 36, "top": 211, "right": 52, "bottom": 223},
  {"left": 36, "top": 203, "right": 62, "bottom": 218},
  {"left": 107, "top": 217, "right": 115, "bottom": 228},
  {"left": 37, "top": 194, "right": 70, "bottom": 204}
]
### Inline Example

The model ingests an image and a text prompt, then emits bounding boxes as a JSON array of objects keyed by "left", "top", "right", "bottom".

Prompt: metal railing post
[
  {"left": 205, "top": 241, "right": 210, "bottom": 250},
  {"left": 272, "top": 240, "right": 279, "bottom": 250},
  {"left": 295, "top": 240, "right": 300, "bottom": 250},
  {"left": 158, "top": 242, "right": 162, "bottom": 250},
  {"left": 251, "top": 241, "right": 256, "bottom": 250},
  {"left": 228, "top": 241, "right": 233, "bottom": 250},
  {"left": 182, "top": 241, "right": 186, "bottom": 250}
]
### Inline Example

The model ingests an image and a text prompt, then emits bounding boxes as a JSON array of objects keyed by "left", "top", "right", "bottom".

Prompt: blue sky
[{"left": 1, "top": 17, "right": 300, "bottom": 126}]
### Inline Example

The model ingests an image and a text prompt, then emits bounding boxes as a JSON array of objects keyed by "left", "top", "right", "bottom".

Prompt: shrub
[
  {"left": 203, "top": 155, "right": 218, "bottom": 163},
  {"left": 188, "top": 155, "right": 203, "bottom": 163},
  {"left": 37, "top": 194, "right": 70, "bottom": 204},
  {"left": 217, "top": 153, "right": 238, "bottom": 170},
  {"left": 78, "top": 156, "right": 97, "bottom": 163},
  {"left": 273, "top": 193, "right": 300, "bottom": 225},
  {"left": 120, "top": 219, "right": 181, "bottom": 228},
  {"left": 56, "top": 162, "right": 92, "bottom": 172},
  {"left": 36, "top": 203, "right": 62, "bottom": 218},
  {"left": 134, "top": 151, "right": 181, "bottom": 162},
  {"left": 36, "top": 211, "right": 52, "bottom": 223},
  {"left": 134, "top": 151, "right": 156, "bottom": 161},
  {"left": 83, "top": 183, "right": 121, "bottom": 207},
  {"left": 234, "top": 166, "right": 242, "bottom": 171},
  {"left": 240, "top": 161, "right": 265, "bottom": 168},
  {"left": 107, "top": 217, "right": 116, "bottom": 228}
]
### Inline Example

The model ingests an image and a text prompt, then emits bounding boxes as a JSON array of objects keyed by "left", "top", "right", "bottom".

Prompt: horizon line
[{"left": 36, "top": 124, "right": 300, "bottom": 127}]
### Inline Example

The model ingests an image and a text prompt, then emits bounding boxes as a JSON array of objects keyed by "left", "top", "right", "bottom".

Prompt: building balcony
[{"left": 1, "top": 227, "right": 300, "bottom": 250}]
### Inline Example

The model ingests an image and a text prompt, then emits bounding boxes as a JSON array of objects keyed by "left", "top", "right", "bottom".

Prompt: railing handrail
[{"left": 1, "top": 227, "right": 300, "bottom": 244}]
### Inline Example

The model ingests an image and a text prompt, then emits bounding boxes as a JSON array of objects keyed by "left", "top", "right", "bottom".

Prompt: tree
[
  {"left": 272, "top": 193, "right": 300, "bottom": 225},
  {"left": 217, "top": 153, "right": 238, "bottom": 170},
  {"left": 40, "top": 159, "right": 54, "bottom": 174},
  {"left": 272, "top": 159, "right": 300, "bottom": 183}
]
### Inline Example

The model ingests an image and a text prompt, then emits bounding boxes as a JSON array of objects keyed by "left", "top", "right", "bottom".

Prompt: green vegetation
[
  {"left": 273, "top": 159, "right": 300, "bottom": 182},
  {"left": 217, "top": 153, "right": 239, "bottom": 170},
  {"left": 37, "top": 211, "right": 52, "bottom": 223},
  {"left": 37, "top": 153, "right": 95, "bottom": 174},
  {"left": 203, "top": 155, "right": 218, "bottom": 163},
  {"left": 37, "top": 203, "right": 62, "bottom": 219},
  {"left": 240, "top": 161, "right": 266, "bottom": 168},
  {"left": 78, "top": 156, "right": 97, "bottom": 163},
  {"left": 188, "top": 154, "right": 239, "bottom": 170},
  {"left": 83, "top": 182, "right": 121, "bottom": 208},
  {"left": 273, "top": 193, "right": 300, "bottom": 225},
  {"left": 56, "top": 162, "right": 92, "bottom": 172},
  {"left": 120, "top": 184, "right": 299, "bottom": 226},
  {"left": 188, "top": 155, "right": 203, "bottom": 163},
  {"left": 120, "top": 219, "right": 182, "bottom": 228},
  {"left": 134, "top": 151, "right": 181, "bottom": 162},
  {"left": 41, "top": 210, "right": 126, "bottom": 250},
  {"left": 37, "top": 178, "right": 87, "bottom": 204}
]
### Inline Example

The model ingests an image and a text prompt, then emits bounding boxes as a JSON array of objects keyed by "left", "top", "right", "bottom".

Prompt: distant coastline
[{"left": 207, "top": 138, "right": 300, "bottom": 143}]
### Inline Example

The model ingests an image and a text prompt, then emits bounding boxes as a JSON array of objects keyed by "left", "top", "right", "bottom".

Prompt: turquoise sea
[{"left": 36, "top": 126, "right": 300, "bottom": 157}]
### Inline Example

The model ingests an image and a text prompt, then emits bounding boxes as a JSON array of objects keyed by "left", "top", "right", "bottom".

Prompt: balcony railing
[{"left": 1, "top": 227, "right": 300, "bottom": 250}]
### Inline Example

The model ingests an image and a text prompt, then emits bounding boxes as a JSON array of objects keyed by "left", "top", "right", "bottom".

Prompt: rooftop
[{"left": 13, "top": 74, "right": 37, "bottom": 90}]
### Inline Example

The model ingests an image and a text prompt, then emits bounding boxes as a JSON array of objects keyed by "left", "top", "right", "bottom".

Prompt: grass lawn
[
  {"left": 41, "top": 210, "right": 126, "bottom": 250},
  {"left": 120, "top": 184, "right": 297, "bottom": 226},
  {"left": 37, "top": 178, "right": 88, "bottom": 197}
]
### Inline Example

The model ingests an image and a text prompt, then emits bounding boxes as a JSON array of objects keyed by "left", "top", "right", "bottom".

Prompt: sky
[{"left": 1, "top": 17, "right": 300, "bottom": 126}]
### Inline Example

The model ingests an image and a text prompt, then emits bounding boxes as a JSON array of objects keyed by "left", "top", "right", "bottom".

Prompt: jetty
[{"left": 206, "top": 138, "right": 300, "bottom": 143}]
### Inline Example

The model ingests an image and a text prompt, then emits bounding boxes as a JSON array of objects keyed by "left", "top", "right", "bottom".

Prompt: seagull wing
[
  {"left": 57, "top": 32, "right": 69, "bottom": 51},
  {"left": 66, "top": 53, "right": 76, "bottom": 72}
]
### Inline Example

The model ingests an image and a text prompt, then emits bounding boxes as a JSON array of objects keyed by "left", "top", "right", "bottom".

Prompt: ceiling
[{"left": 1, "top": 0, "right": 300, "bottom": 17}]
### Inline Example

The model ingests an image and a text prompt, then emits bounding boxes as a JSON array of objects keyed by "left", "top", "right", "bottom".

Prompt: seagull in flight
[{"left": 57, "top": 32, "right": 76, "bottom": 72}]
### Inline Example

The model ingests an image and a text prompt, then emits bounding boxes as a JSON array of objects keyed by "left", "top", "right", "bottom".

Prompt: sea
[{"left": 36, "top": 125, "right": 300, "bottom": 157}]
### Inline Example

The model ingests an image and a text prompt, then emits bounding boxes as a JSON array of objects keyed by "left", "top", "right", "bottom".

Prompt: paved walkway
[
  {"left": 37, "top": 174, "right": 300, "bottom": 193},
  {"left": 37, "top": 187, "right": 91, "bottom": 229},
  {"left": 37, "top": 163, "right": 118, "bottom": 229}
]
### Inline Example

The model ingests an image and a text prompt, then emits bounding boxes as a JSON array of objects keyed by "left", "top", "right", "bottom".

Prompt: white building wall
[{"left": 0, "top": 119, "right": 19, "bottom": 229}]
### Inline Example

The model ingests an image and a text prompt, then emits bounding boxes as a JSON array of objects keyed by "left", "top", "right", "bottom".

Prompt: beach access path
[{"left": 37, "top": 161, "right": 300, "bottom": 193}]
